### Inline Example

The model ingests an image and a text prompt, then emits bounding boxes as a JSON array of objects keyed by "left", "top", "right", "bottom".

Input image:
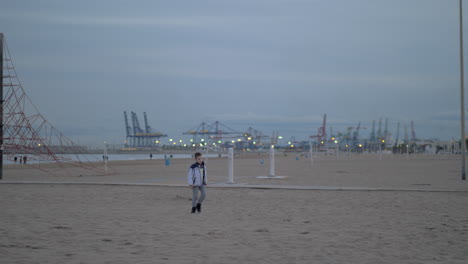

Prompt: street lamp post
[
  {"left": 460, "top": 0, "right": 466, "bottom": 180},
  {"left": 0, "top": 33, "right": 3, "bottom": 180}
]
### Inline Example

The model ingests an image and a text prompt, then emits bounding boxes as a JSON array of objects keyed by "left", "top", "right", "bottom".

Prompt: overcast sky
[{"left": 0, "top": 0, "right": 465, "bottom": 146}]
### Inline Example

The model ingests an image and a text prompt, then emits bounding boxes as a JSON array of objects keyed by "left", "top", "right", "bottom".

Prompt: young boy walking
[{"left": 187, "top": 152, "right": 207, "bottom": 213}]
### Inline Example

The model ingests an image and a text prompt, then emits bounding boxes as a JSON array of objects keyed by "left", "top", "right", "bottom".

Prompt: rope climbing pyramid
[{"left": 1, "top": 33, "right": 114, "bottom": 176}]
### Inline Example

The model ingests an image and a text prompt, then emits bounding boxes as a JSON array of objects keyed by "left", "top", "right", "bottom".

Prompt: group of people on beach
[{"left": 13, "top": 156, "right": 27, "bottom": 164}]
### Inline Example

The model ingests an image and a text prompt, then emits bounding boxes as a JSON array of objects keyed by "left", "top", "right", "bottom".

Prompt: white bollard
[
  {"left": 309, "top": 139, "right": 313, "bottom": 165},
  {"left": 228, "top": 148, "right": 234, "bottom": 183},
  {"left": 104, "top": 141, "right": 108, "bottom": 174},
  {"left": 269, "top": 145, "right": 275, "bottom": 177},
  {"left": 256, "top": 145, "right": 286, "bottom": 179},
  {"left": 379, "top": 144, "right": 382, "bottom": 161}
]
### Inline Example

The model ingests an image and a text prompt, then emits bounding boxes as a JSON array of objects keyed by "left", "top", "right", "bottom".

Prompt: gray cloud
[{"left": 0, "top": 0, "right": 464, "bottom": 146}]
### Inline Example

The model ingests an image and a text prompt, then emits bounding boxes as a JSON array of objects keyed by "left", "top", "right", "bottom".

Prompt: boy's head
[{"left": 195, "top": 152, "right": 203, "bottom": 164}]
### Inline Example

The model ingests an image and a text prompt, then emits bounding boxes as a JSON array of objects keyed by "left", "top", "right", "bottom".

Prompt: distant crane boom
[
  {"left": 131, "top": 111, "right": 143, "bottom": 135},
  {"left": 310, "top": 114, "right": 327, "bottom": 143},
  {"left": 123, "top": 111, "right": 131, "bottom": 137},
  {"left": 124, "top": 111, "right": 167, "bottom": 148},
  {"left": 144, "top": 112, "right": 151, "bottom": 134}
]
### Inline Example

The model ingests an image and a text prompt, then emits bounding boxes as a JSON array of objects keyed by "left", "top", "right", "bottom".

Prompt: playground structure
[{"left": 0, "top": 33, "right": 114, "bottom": 176}]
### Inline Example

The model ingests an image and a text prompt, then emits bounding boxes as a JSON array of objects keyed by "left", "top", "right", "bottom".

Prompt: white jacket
[{"left": 187, "top": 162, "right": 207, "bottom": 186}]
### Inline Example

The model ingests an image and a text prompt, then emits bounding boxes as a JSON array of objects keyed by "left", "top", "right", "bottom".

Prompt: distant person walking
[
  {"left": 187, "top": 152, "right": 207, "bottom": 214},
  {"left": 14, "top": 156, "right": 17, "bottom": 163},
  {"left": 19, "top": 156, "right": 23, "bottom": 164},
  {"left": 150, "top": 153, "right": 153, "bottom": 159},
  {"left": 23, "top": 156, "right": 27, "bottom": 164}
]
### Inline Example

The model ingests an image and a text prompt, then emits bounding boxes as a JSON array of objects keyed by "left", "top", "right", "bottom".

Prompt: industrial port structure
[
  {"left": 183, "top": 121, "right": 269, "bottom": 148},
  {"left": 120, "top": 111, "right": 429, "bottom": 154},
  {"left": 123, "top": 111, "right": 167, "bottom": 148},
  {"left": 305, "top": 114, "right": 420, "bottom": 153}
]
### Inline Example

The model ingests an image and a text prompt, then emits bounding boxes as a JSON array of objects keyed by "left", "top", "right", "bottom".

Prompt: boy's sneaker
[
  {"left": 196, "top": 203, "right": 201, "bottom": 213},
  {"left": 191, "top": 207, "right": 196, "bottom": 214}
]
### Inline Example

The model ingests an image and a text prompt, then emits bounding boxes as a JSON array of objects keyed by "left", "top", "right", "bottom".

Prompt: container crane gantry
[{"left": 123, "top": 111, "right": 167, "bottom": 148}]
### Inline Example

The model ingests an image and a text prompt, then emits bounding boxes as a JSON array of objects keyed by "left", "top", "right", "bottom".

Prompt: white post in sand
[
  {"left": 104, "top": 141, "right": 108, "bottom": 174},
  {"left": 256, "top": 145, "right": 286, "bottom": 179},
  {"left": 204, "top": 146, "right": 209, "bottom": 163},
  {"left": 309, "top": 139, "right": 313, "bottom": 165},
  {"left": 379, "top": 144, "right": 382, "bottom": 161},
  {"left": 269, "top": 145, "right": 275, "bottom": 177},
  {"left": 335, "top": 143, "right": 339, "bottom": 160},
  {"left": 406, "top": 144, "right": 409, "bottom": 160},
  {"left": 228, "top": 148, "right": 234, "bottom": 183}
]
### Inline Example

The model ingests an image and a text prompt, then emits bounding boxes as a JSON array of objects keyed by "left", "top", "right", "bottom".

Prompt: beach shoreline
[{"left": 2, "top": 154, "right": 468, "bottom": 191}]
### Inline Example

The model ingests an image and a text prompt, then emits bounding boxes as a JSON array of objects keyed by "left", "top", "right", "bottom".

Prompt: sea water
[{"left": 4, "top": 153, "right": 223, "bottom": 165}]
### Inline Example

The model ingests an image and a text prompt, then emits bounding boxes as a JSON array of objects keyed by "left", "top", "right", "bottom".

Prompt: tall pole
[
  {"left": 460, "top": 0, "right": 466, "bottom": 180},
  {"left": 0, "top": 33, "right": 4, "bottom": 180},
  {"left": 269, "top": 145, "right": 275, "bottom": 177},
  {"left": 228, "top": 148, "right": 234, "bottom": 183},
  {"left": 104, "top": 141, "right": 108, "bottom": 174},
  {"left": 309, "top": 138, "right": 313, "bottom": 165}
]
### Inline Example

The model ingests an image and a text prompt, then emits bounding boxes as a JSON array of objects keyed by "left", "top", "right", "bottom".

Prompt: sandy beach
[
  {"left": 1, "top": 153, "right": 468, "bottom": 263},
  {"left": 2, "top": 153, "right": 468, "bottom": 191}
]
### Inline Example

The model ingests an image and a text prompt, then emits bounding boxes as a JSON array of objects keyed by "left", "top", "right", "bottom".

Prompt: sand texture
[
  {"left": 1, "top": 184, "right": 468, "bottom": 264},
  {"left": 2, "top": 153, "right": 468, "bottom": 191},
  {"left": 1, "top": 153, "right": 468, "bottom": 263}
]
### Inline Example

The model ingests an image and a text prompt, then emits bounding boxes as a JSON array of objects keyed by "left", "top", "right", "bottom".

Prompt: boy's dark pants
[{"left": 192, "top": 185, "right": 206, "bottom": 207}]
